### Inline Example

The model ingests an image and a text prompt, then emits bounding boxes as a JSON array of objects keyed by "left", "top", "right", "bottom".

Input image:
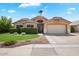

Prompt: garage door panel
[{"left": 47, "top": 25, "right": 66, "bottom": 34}]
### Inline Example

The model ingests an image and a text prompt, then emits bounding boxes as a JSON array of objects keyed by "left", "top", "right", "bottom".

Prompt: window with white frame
[
  {"left": 16, "top": 25, "right": 23, "bottom": 28},
  {"left": 27, "top": 24, "right": 34, "bottom": 28}
]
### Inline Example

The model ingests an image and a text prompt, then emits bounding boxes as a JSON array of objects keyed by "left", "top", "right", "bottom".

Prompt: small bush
[
  {"left": 71, "top": 26, "right": 75, "bottom": 33},
  {"left": 9, "top": 28, "right": 16, "bottom": 33},
  {"left": 21, "top": 28, "right": 27, "bottom": 32},
  {"left": 16, "top": 28, "right": 22, "bottom": 34},
  {"left": 3, "top": 40, "right": 17, "bottom": 46},
  {"left": 25, "top": 28, "right": 38, "bottom": 34}
]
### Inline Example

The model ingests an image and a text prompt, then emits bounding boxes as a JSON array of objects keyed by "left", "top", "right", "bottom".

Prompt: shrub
[
  {"left": 30, "top": 28, "right": 38, "bottom": 34},
  {"left": 3, "top": 40, "right": 17, "bottom": 46},
  {"left": 21, "top": 28, "right": 27, "bottom": 32},
  {"left": 9, "top": 28, "right": 16, "bottom": 33},
  {"left": 71, "top": 26, "right": 75, "bottom": 33},
  {"left": 9, "top": 28, "right": 38, "bottom": 34},
  {"left": 25, "top": 28, "right": 38, "bottom": 34},
  {"left": 16, "top": 28, "right": 22, "bottom": 34}
]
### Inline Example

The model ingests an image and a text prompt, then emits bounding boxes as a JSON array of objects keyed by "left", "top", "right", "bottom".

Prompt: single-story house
[
  {"left": 13, "top": 16, "right": 71, "bottom": 34},
  {"left": 70, "top": 20, "right": 79, "bottom": 32}
]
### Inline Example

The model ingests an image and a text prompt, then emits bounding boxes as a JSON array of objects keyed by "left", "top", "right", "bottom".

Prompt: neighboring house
[
  {"left": 70, "top": 20, "right": 79, "bottom": 32},
  {"left": 13, "top": 16, "right": 71, "bottom": 34}
]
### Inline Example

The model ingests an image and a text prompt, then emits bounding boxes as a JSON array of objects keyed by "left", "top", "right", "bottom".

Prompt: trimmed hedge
[
  {"left": 21, "top": 28, "right": 27, "bottom": 32},
  {"left": 16, "top": 28, "right": 22, "bottom": 34},
  {"left": 25, "top": 28, "right": 38, "bottom": 34},
  {"left": 9, "top": 28, "right": 38, "bottom": 34},
  {"left": 9, "top": 28, "right": 17, "bottom": 33}
]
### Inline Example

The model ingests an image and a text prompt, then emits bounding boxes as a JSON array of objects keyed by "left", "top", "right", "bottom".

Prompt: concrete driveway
[
  {"left": 44, "top": 33, "right": 79, "bottom": 56},
  {"left": 45, "top": 33, "right": 79, "bottom": 44}
]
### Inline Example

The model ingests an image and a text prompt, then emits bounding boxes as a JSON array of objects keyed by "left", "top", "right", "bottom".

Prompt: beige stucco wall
[
  {"left": 76, "top": 25, "right": 79, "bottom": 32},
  {"left": 72, "top": 25, "right": 79, "bottom": 32},
  {"left": 14, "top": 20, "right": 37, "bottom": 28}
]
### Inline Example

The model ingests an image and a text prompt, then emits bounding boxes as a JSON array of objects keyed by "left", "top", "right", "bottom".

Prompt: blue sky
[{"left": 0, "top": 3, "right": 79, "bottom": 22}]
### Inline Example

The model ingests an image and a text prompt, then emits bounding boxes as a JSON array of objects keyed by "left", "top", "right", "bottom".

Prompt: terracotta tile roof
[
  {"left": 31, "top": 16, "right": 48, "bottom": 20},
  {"left": 13, "top": 16, "right": 71, "bottom": 24},
  {"left": 13, "top": 18, "right": 34, "bottom": 24},
  {"left": 50, "top": 17, "right": 71, "bottom": 23}
]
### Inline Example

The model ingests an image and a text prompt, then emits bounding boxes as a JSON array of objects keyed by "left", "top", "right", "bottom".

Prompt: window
[
  {"left": 27, "top": 24, "right": 34, "bottom": 28},
  {"left": 16, "top": 25, "right": 23, "bottom": 28}
]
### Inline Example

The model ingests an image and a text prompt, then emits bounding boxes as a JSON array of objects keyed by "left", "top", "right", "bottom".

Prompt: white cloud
[
  {"left": 1, "top": 9, "right": 16, "bottom": 14},
  {"left": 1, "top": 9, "right": 6, "bottom": 11},
  {"left": 68, "top": 8, "right": 76, "bottom": 11},
  {"left": 19, "top": 3, "right": 41, "bottom": 8},
  {"left": 8, "top": 10, "right": 16, "bottom": 13},
  {"left": 41, "top": 6, "right": 48, "bottom": 15},
  {"left": 66, "top": 7, "right": 76, "bottom": 15},
  {"left": 31, "top": 15, "right": 35, "bottom": 17},
  {"left": 67, "top": 11, "right": 72, "bottom": 14}
]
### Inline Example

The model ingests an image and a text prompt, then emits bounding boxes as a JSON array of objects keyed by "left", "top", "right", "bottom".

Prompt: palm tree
[{"left": 39, "top": 10, "right": 43, "bottom": 16}]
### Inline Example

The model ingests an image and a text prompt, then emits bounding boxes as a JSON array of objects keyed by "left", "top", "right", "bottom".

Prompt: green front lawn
[{"left": 0, "top": 33, "right": 39, "bottom": 42}]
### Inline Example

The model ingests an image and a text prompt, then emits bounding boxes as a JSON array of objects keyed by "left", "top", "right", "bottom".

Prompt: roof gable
[
  {"left": 49, "top": 17, "right": 71, "bottom": 24},
  {"left": 31, "top": 16, "right": 48, "bottom": 22},
  {"left": 13, "top": 18, "right": 34, "bottom": 24}
]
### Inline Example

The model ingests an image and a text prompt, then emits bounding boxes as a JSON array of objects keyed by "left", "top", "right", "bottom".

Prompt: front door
[{"left": 37, "top": 23, "right": 44, "bottom": 33}]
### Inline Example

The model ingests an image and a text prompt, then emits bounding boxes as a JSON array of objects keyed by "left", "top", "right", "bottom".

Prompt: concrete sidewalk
[{"left": 0, "top": 44, "right": 79, "bottom": 56}]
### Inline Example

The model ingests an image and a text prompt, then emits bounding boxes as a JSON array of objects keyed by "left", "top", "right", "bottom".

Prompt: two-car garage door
[{"left": 47, "top": 25, "right": 66, "bottom": 34}]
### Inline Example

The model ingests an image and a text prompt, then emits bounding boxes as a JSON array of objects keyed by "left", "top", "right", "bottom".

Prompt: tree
[
  {"left": 71, "top": 26, "right": 75, "bottom": 33},
  {"left": 0, "top": 16, "right": 12, "bottom": 33},
  {"left": 39, "top": 10, "right": 43, "bottom": 16}
]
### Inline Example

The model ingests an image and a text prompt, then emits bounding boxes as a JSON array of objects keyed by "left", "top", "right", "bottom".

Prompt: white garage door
[{"left": 47, "top": 25, "right": 66, "bottom": 34}]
